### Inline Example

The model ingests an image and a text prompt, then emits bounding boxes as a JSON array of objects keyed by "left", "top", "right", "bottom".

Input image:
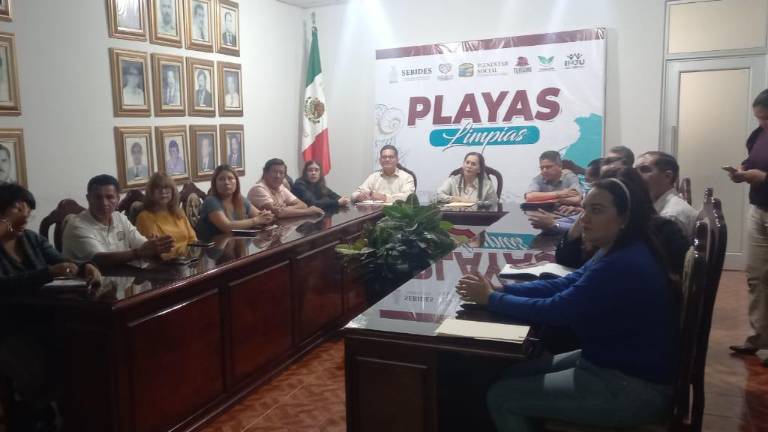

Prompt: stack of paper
[
  {"left": 435, "top": 318, "right": 528, "bottom": 343},
  {"left": 441, "top": 201, "right": 476, "bottom": 208},
  {"left": 499, "top": 263, "right": 575, "bottom": 280}
]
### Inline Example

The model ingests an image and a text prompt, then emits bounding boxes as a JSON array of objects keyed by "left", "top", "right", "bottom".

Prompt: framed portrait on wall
[
  {"left": 0, "top": 129, "right": 25, "bottom": 186},
  {"left": 217, "top": 62, "right": 242, "bottom": 117},
  {"left": 155, "top": 125, "right": 189, "bottom": 181},
  {"left": 110, "top": 48, "right": 151, "bottom": 117},
  {"left": 115, "top": 126, "right": 154, "bottom": 189},
  {"left": 0, "top": 0, "right": 13, "bottom": 22},
  {"left": 189, "top": 125, "right": 218, "bottom": 181},
  {"left": 187, "top": 57, "right": 215, "bottom": 117},
  {"left": 148, "top": 0, "right": 183, "bottom": 47},
  {"left": 152, "top": 53, "right": 186, "bottom": 116},
  {"left": 184, "top": 0, "right": 213, "bottom": 52},
  {"left": 107, "top": 0, "right": 147, "bottom": 41},
  {"left": 0, "top": 33, "right": 21, "bottom": 116},
  {"left": 216, "top": 0, "right": 239, "bottom": 56},
  {"left": 219, "top": 124, "right": 244, "bottom": 175}
]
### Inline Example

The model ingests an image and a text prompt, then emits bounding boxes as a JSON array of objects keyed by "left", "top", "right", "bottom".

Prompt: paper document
[
  {"left": 356, "top": 200, "right": 393, "bottom": 206},
  {"left": 42, "top": 278, "right": 88, "bottom": 291},
  {"left": 441, "top": 202, "right": 476, "bottom": 208},
  {"left": 499, "top": 263, "right": 575, "bottom": 280},
  {"left": 435, "top": 318, "right": 528, "bottom": 343}
]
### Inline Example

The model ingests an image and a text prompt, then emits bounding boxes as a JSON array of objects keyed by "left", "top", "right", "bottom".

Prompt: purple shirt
[{"left": 743, "top": 127, "right": 768, "bottom": 208}]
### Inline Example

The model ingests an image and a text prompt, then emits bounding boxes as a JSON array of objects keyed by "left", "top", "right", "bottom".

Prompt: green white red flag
[{"left": 301, "top": 24, "right": 330, "bottom": 175}]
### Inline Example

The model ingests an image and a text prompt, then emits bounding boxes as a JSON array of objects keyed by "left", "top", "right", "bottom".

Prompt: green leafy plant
[{"left": 336, "top": 194, "right": 455, "bottom": 301}]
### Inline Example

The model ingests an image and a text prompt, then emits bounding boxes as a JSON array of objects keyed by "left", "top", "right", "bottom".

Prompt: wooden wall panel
[{"left": 294, "top": 242, "right": 343, "bottom": 342}]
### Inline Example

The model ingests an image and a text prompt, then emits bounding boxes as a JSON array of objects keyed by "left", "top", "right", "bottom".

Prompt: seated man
[
  {"left": 525, "top": 150, "right": 582, "bottom": 206},
  {"left": 62, "top": 174, "right": 174, "bottom": 267},
  {"left": 352, "top": 145, "right": 415, "bottom": 203},
  {"left": 248, "top": 158, "right": 324, "bottom": 218},
  {"left": 605, "top": 145, "right": 635, "bottom": 168},
  {"left": 635, "top": 151, "right": 698, "bottom": 238}
]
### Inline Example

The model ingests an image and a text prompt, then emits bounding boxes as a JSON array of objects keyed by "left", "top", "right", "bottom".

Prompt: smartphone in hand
[{"left": 721, "top": 166, "right": 737, "bottom": 174}]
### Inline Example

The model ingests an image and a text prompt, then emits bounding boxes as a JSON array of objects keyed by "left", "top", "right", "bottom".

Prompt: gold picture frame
[
  {"left": 106, "top": 0, "right": 147, "bottom": 41},
  {"left": 110, "top": 48, "right": 151, "bottom": 117},
  {"left": 216, "top": 0, "right": 240, "bottom": 56},
  {"left": 0, "top": 128, "right": 26, "bottom": 186},
  {"left": 217, "top": 62, "right": 242, "bottom": 117},
  {"left": 152, "top": 53, "right": 186, "bottom": 116},
  {"left": 0, "top": 32, "right": 21, "bottom": 116},
  {"left": 187, "top": 57, "right": 215, "bottom": 117},
  {"left": 148, "top": 0, "right": 183, "bottom": 47},
  {"left": 115, "top": 126, "right": 154, "bottom": 190},
  {"left": 189, "top": 125, "right": 218, "bottom": 181},
  {"left": 219, "top": 124, "right": 244, "bottom": 175},
  {"left": 0, "top": 0, "right": 13, "bottom": 22},
  {"left": 155, "top": 125, "right": 190, "bottom": 181},
  {"left": 184, "top": 0, "right": 214, "bottom": 52}
]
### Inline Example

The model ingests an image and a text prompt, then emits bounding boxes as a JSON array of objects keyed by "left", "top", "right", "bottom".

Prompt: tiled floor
[{"left": 203, "top": 270, "right": 768, "bottom": 432}]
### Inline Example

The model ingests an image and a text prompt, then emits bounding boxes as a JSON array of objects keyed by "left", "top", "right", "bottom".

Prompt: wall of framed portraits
[{"left": 0, "top": 0, "right": 306, "bottom": 226}]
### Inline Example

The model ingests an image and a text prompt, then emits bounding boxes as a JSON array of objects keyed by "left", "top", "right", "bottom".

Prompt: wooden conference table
[{"left": 343, "top": 206, "right": 560, "bottom": 432}]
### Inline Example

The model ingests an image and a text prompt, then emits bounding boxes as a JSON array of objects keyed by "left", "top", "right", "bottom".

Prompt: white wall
[
  {"left": 307, "top": 0, "right": 668, "bottom": 195},
  {"left": 0, "top": 0, "right": 304, "bottom": 228}
]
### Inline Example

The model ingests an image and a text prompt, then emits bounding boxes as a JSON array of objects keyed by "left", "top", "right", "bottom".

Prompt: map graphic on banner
[{"left": 373, "top": 28, "right": 606, "bottom": 202}]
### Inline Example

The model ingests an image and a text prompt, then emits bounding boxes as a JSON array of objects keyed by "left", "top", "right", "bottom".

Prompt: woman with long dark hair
[
  {"left": 456, "top": 167, "right": 679, "bottom": 431},
  {"left": 436, "top": 152, "right": 498, "bottom": 204},
  {"left": 291, "top": 160, "right": 350, "bottom": 210}
]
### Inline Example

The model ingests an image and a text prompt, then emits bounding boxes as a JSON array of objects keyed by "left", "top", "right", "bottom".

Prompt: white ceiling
[{"left": 276, "top": 0, "right": 348, "bottom": 8}]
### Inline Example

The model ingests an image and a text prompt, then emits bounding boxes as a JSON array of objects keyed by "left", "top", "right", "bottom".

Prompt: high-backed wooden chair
[
  {"left": 678, "top": 178, "right": 692, "bottom": 205},
  {"left": 39, "top": 199, "right": 86, "bottom": 252},
  {"left": 562, "top": 159, "right": 586, "bottom": 176},
  {"left": 396, "top": 163, "right": 417, "bottom": 190},
  {"left": 179, "top": 182, "right": 207, "bottom": 228},
  {"left": 117, "top": 189, "right": 145, "bottom": 225},
  {"left": 448, "top": 166, "right": 504, "bottom": 200}
]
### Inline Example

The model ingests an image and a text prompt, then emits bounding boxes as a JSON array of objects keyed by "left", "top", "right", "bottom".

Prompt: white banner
[{"left": 373, "top": 28, "right": 606, "bottom": 202}]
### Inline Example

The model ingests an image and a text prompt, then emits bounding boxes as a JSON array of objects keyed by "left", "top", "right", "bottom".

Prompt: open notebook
[
  {"left": 499, "top": 263, "right": 575, "bottom": 281},
  {"left": 435, "top": 318, "right": 528, "bottom": 343}
]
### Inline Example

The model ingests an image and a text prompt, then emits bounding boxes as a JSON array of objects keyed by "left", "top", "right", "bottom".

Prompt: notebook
[
  {"left": 499, "top": 263, "right": 575, "bottom": 281},
  {"left": 435, "top": 318, "right": 528, "bottom": 343}
]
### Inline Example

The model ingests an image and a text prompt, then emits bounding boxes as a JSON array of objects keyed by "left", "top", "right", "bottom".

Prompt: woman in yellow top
[{"left": 135, "top": 173, "right": 197, "bottom": 258}]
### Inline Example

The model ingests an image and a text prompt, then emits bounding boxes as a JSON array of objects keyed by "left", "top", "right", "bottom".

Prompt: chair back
[
  {"left": 179, "top": 182, "right": 207, "bottom": 227},
  {"left": 396, "top": 163, "right": 417, "bottom": 190},
  {"left": 678, "top": 177, "right": 692, "bottom": 205},
  {"left": 561, "top": 159, "right": 586, "bottom": 176},
  {"left": 39, "top": 199, "right": 86, "bottom": 252},
  {"left": 117, "top": 189, "right": 145, "bottom": 225},
  {"left": 448, "top": 166, "right": 504, "bottom": 200}
]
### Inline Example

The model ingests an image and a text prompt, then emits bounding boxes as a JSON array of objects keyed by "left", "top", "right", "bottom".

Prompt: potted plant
[{"left": 336, "top": 194, "right": 455, "bottom": 303}]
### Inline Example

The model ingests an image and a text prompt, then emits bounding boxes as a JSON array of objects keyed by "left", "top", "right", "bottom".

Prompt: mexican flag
[{"left": 301, "top": 24, "right": 330, "bottom": 175}]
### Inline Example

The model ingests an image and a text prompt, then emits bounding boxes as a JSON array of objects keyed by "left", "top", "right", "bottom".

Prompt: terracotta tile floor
[{"left": 203, "top": 270, "right": 768, "bottom": 432}]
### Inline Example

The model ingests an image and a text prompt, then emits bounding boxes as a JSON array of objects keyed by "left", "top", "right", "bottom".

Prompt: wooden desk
[{"left": 343, "top": 207, "right": 559, "bottom": 432}]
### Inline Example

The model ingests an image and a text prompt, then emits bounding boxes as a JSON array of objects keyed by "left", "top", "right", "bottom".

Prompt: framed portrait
[
  {"left": 219, "top": 124, "right": 244, "bottom": 175},
  {"left": 110, "top": 48, "right": 151, "bottom": 117},
  {"left": 115, "top": 126, "right": 154, "bottom": 189},
  {"left": 151, "top": 53, "right": 186, "bottom": 116},
  {"left": 217, "top": 62, "right": 242, "bottom": 117},
  {"left": 148, "top": 0, "right": 183, "bottom": 47},
  {"left": 184, "top": 0, "right": 213, "bottom": 52},
  {"left": 186, "top": 57, "right": 215, "bottom": 117},
  {"left": 106, "top": 0, "right": 147, "bottom": 41},
  {"left": 0, "top": 129, "right": 25, "bottom": 187},
  {"left": 216, "top": 0, "right": 239, "bottom": 56},
  {"left": 189, "top": 125, "right": 218, "bottom": 181},
  {"left": 155, "top": 125, "right": 189, "bottom": 181},
  {"left": 0, "top": 0, "right": 12, "bottom": 22},
  {"left": 0, "top": 33, "right": 20, "bottom": 116}
]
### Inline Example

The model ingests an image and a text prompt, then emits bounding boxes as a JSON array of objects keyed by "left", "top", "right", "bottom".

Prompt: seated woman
[
  {"left": 456, "top": 168, "right": 679, "bottom": 431},
  {"left": 0, "top": 183, "right": 101, "bottom": 293},
  {"left": 247, "top": 158, "right": 325, "bottom": 218},
  {"left": 291, "top": 160, "right": 350, "bottom": 210},
  {"left": 196, "top": 165, "right": 275, "bottom": 240},
  {"left": 135, "top": 173, "right": 197, "bottom": 259},
  {"left": 436, "top": 152, "right": 498, "bottom": 205}
]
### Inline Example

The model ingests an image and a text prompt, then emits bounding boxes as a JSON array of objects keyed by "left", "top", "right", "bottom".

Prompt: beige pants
[{"left": 746, "top": 206, "right": 768, "bottom": 348}]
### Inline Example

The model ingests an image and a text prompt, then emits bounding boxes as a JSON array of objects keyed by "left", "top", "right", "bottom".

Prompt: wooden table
[{"left": 343, "top": 206, "right": 559, "bottom": 432}]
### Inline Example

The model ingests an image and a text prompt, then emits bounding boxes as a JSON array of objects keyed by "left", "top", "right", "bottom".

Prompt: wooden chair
[
  {"left": 179, "top": 182, "right": 207, "bottom": 228},
  {"left": 117, "top": 189, "right": 145, "bottom": 225},
  {"left": 678, "top": 178, "right": 692, "bottom": 205},
  {"left": 396, "top": 163, "right": 418, "bottom": 190},
  {"left": 39, "top": 199, "right": 86, "bottom": 252},
  {"left": 448, "top": 166, "right": 504, "bottom": 200},
  {"left": 562, "top": 159, "right": 586, "bottom": 176}
]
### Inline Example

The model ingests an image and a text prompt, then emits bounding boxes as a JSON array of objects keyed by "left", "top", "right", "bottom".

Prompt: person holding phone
[{"left": 727, "top": 90, "right": 768, "bottom": 357}]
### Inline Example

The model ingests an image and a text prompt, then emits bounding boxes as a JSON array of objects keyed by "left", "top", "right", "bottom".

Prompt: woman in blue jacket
[{"left": 457, "top": 167, "right": 679, "bottom": 431}]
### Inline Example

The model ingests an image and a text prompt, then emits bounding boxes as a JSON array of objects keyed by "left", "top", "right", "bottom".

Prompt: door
[{"left": 662, "top": 56, "right": 767, "bottom": 269}]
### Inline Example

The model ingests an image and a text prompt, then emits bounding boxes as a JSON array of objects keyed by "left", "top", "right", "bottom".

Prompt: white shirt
[
  {"left": 654, "top": 188, "right": 698, "bottom": 239},
  {"left": 62, "top": 210, "right": 147, "bottom": 263},
  {"left": 352, "top": 168, "right": 415, "bottom": 203}
]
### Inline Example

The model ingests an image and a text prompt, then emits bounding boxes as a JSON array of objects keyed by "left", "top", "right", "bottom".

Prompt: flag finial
[{"left": 311, "top": 12, "right": 316, "bottom": 28}]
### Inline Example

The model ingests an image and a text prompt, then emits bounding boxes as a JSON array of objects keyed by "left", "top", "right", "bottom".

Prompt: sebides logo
[
  {"left": 514, "top": 57, "right": 532, "bottom": 74},
  {"left": 538, "top": 55, "right": 555, "bottom": 71},
  {"left": 400, "top": 67, "right": 433, "bottom": 81},
  {"left": 458, "top": 63, "right": 474, "bottom": 77},
  {"left": 564, "top": 53, "right": 585, "bottom": 69}
]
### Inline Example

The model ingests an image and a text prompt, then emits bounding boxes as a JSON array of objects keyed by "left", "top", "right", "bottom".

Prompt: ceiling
[{"left": 276, "top": 0, "right": 349, "bottom": 8}]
